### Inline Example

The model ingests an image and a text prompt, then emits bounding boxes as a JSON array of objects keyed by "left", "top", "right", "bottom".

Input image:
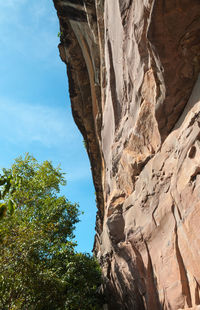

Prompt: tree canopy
[{"left": 0, "top": 154, "right": 103, "bottom": 310}]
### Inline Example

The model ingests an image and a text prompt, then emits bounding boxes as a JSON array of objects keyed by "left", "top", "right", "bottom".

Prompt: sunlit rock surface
[{"left": 53, "top": 1, "right": 200, "bottom": 309}]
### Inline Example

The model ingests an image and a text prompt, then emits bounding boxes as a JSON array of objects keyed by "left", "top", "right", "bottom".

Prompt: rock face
[{"left": 53, "top": 1, "right": 200, "bottom": 309}]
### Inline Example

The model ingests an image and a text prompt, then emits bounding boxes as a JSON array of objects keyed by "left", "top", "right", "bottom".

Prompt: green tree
[{"left": 0, "top": 154, "right": 103, "bottom": 310}]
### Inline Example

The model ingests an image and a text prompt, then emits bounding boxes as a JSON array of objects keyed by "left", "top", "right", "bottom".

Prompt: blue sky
[{"left": 0, "top": 0, "right": 96, "bottom": 253}]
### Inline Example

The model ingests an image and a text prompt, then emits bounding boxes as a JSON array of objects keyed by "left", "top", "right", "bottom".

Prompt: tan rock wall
[{"left": 53, "top": 0, "right": 200, "bottom": 309}]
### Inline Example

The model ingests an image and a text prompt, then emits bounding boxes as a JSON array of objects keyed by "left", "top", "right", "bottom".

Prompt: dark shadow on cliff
[
  {"left": 173, "top": 74, "right": 200, "bottom": 130},
  {"left": 104, "top": 240, "right": 162, "bottom": 310}
]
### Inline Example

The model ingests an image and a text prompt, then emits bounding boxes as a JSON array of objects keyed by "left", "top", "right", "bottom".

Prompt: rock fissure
[{"left": 172, "top": 205, "right": 192, "bottom": 308}]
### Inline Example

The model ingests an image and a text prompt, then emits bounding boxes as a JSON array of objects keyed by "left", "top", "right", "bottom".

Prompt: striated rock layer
[{"left": 53, "top": 1, "right": 200, "bottom": 309}]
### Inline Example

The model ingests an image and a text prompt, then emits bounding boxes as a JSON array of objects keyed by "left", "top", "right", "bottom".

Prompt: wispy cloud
[
  {"left": 0, "top": 0, "right": 95, "bottom": 253},
  {"left": 0, "top": 99, "right": 80, "bottom": 147},
  {"left": 0, "top": 97, "right": 92, "bottom": 182},
  {"left": 0, "top": 0, "right": 60, "bottom": 65}
]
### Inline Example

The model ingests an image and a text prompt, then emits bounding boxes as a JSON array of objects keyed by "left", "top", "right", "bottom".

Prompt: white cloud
[
  {"left": 0, "top": 98, "right": 92, "bottom": 183},
  {"left": 0, "top": 0, "right": 60, "bottom": 65},
  {"left": 64, "top": 165, "right": 92, "bottom": 182},
  {"left": 0, "top": 1, "right": 91, "bottom": 180},
  {"left": 0, "top": 99, "right": 80, "bottom": 147}
]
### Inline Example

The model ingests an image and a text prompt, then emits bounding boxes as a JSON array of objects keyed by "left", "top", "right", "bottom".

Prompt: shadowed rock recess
[{"left": 53, "top": 1, "right": 200, "bottom": 309}]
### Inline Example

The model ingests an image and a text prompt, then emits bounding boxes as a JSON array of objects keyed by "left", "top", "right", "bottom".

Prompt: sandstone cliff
[{"left": 53, "top": 1, "right": 200, "bottom": 309}]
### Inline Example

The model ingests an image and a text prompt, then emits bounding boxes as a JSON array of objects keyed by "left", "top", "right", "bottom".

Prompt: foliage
[
  {"left": 0, "top": 174, "right": 15, "bottom": 219},
  {"left": 57, "top": 31, "right": 63, "bottom": 38},
  {"left": 0, "top": 154, "right": 103, "bottom": 310},
  {"left": 82, "top": 140, "right": 87, "bottom": 150}
]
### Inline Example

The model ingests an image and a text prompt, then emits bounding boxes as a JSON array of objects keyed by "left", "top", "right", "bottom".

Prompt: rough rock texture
[{"left": 53, "top": 1, "right": 200, "bottom": 309}]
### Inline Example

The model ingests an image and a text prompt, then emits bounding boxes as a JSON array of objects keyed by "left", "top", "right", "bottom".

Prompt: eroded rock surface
[{"left": 53, "top": 1, "right": 200, "bottom": 309}]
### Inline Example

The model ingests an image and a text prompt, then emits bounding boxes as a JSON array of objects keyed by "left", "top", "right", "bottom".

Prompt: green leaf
[
  {"left": 8, "top": 199, "right": 15, "bottom": 215},
  {"left": 2, "top": 181, "right": 11, "bottom": 198}
]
